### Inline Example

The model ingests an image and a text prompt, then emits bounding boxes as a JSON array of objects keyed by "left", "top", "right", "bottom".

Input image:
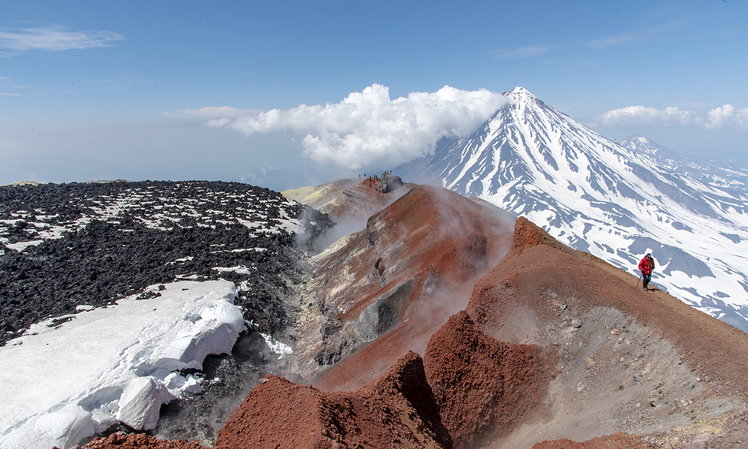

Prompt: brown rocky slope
[
  {"left": 424, "top": 310, "right": 553, "bottom": 448},
  {"left": 469, "top": 217, "right": 748, "bottom": 448}
]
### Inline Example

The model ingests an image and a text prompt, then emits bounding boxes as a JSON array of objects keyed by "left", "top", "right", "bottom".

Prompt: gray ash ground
[
  {"left": 153, "top": 331, "right": 283, "bottom": 445},
  {"left": 0, "top": 180, "right": 332, "bottom": 444}
]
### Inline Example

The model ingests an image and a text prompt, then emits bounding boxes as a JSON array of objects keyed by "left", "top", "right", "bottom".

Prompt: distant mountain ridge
[
  {"left": 621, "top": 134, "right": 748, "bottom": 198},
  {"left": 400, "top": 87, "right": 748, "bottom": 332}
]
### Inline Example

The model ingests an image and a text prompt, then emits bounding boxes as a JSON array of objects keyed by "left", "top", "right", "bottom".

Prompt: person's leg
[{"left": 643, "top": 273, "right": 651, "bottom": 290}]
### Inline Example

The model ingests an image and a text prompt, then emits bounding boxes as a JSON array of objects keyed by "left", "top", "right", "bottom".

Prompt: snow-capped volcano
[{"left": 401, "top": 87, "right": 748, "bottom": 331}]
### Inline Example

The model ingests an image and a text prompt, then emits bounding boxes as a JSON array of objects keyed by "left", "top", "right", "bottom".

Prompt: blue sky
[{"left": 1, "top": 1, "right": 746, "bottom": 190}]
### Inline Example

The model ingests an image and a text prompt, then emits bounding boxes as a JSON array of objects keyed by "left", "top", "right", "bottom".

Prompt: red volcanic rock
[
  {"left": 214, "top": 351, "right": 452, "bottom": 449},
  {"left": 83, "top": 432, "right": 201, "bottom": 448},
  {"left": 510, "top": 216, "right": 575, "bottom": 256},
  {"left": 532, "top": 432, "right": 646, "bottom": 448},
  {"left": 424, "top": 310, "right": 552, "bottom": 449}
]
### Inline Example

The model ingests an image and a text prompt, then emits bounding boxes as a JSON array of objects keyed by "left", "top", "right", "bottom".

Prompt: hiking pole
[{"left": 636, "top": 276, "right": 641, "bottom": 288}]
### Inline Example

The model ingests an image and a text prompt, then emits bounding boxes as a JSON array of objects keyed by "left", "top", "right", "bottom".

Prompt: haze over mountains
[{"left": 400, "top": 87, "right": 748, "bottom": 332}]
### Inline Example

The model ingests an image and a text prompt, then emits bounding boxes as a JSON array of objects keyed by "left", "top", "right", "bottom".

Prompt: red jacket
[{"left": 638, "top": 256, "right": 655, "bottom": 275}]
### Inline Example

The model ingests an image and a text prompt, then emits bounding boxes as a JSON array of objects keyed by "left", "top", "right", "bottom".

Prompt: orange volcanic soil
[{"left": 215, "top": 351, "right": 451, "bottom": 449}]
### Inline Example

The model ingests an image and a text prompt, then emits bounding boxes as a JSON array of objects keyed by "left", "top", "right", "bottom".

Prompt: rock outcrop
[
  {"left": 424, "top": 311, "right": 552, "bottom": 448},
  {"left": 380, "top": 171, "right": 404, "bottom": 193},
  {"left": 215, "top": 351, "right": 451, "bottom": 449}
]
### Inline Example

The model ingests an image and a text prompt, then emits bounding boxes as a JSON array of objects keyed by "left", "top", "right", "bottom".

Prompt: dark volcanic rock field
[{"left": 0, "top": 181, "right": 330, "bottom": 346}]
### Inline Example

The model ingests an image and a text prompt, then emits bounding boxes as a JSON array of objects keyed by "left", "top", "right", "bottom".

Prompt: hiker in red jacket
[{"left": 638, "top": 253, "right": 656, "bottom": 291}]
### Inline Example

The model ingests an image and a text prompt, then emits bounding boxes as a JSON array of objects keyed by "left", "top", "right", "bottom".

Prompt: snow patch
[
  {"left": 0, "top": 280, "right": 241, "bottom": 449},
  {"left": 261, "top": 333, "right": 293, "bottom": 358},
  {"left": 213, "top": 265, "right": 254, "bottom": 275}
]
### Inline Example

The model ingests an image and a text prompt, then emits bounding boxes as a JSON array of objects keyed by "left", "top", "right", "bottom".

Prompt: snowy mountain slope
[{"left": 400, "top": 87, "right": 748, "bottom": 332}]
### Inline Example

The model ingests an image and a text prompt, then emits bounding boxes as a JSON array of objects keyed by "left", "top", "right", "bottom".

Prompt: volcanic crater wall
[
  {"left": 14, "top": 180, "right": 748, "bottom": 449},
  {"left": 304, "top": 184, "right": 516, "bottom": 386},
  {"left": 424, "top": 310, "right": 553, "bottom": 449}
]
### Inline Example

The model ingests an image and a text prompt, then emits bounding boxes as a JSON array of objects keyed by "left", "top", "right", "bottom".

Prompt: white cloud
[
  {"left": 167, "top": 106, "right": 261, "bottom": 120},
  {"left": 0, "top": 92, "right": 21, "bottom": 96},
  {"left": 704, "top": 105, "right": 748, "bottom": 130},
  {"left": 209, "top": 84, "right": 509, "bottom": 170},
  {"left": 600, "top": 105, "right": 696, "bottom": 127},
  {"left": 600, "top": 104, "right": 748, "bottom": 131},
  {"left": 0, "top": 26, "right": 124, "bottom": 52},
  {"left": 496, "top": 45, "right": 550, "bottom": 60}
]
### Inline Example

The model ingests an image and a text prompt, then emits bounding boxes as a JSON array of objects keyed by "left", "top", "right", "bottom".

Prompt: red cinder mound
[
  {"left": 83, "top": 432, "right": 201, "bottom": 448},
  {"left": 532, "top": 432, "right": 646, "bottom": 449},
  {"left": 423, "top": 310, "right": 552, "bottom": 449},
  {"left": 511, "top": 216, "right": 575, "bottom": 256},
  {"left": 214, "top": 351, "right": 452, "bottom": 449}
]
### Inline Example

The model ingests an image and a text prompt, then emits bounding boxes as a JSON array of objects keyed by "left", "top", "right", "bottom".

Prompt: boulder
[{"left": 380, "top": 172, "right": 403, "bottom": 193}]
